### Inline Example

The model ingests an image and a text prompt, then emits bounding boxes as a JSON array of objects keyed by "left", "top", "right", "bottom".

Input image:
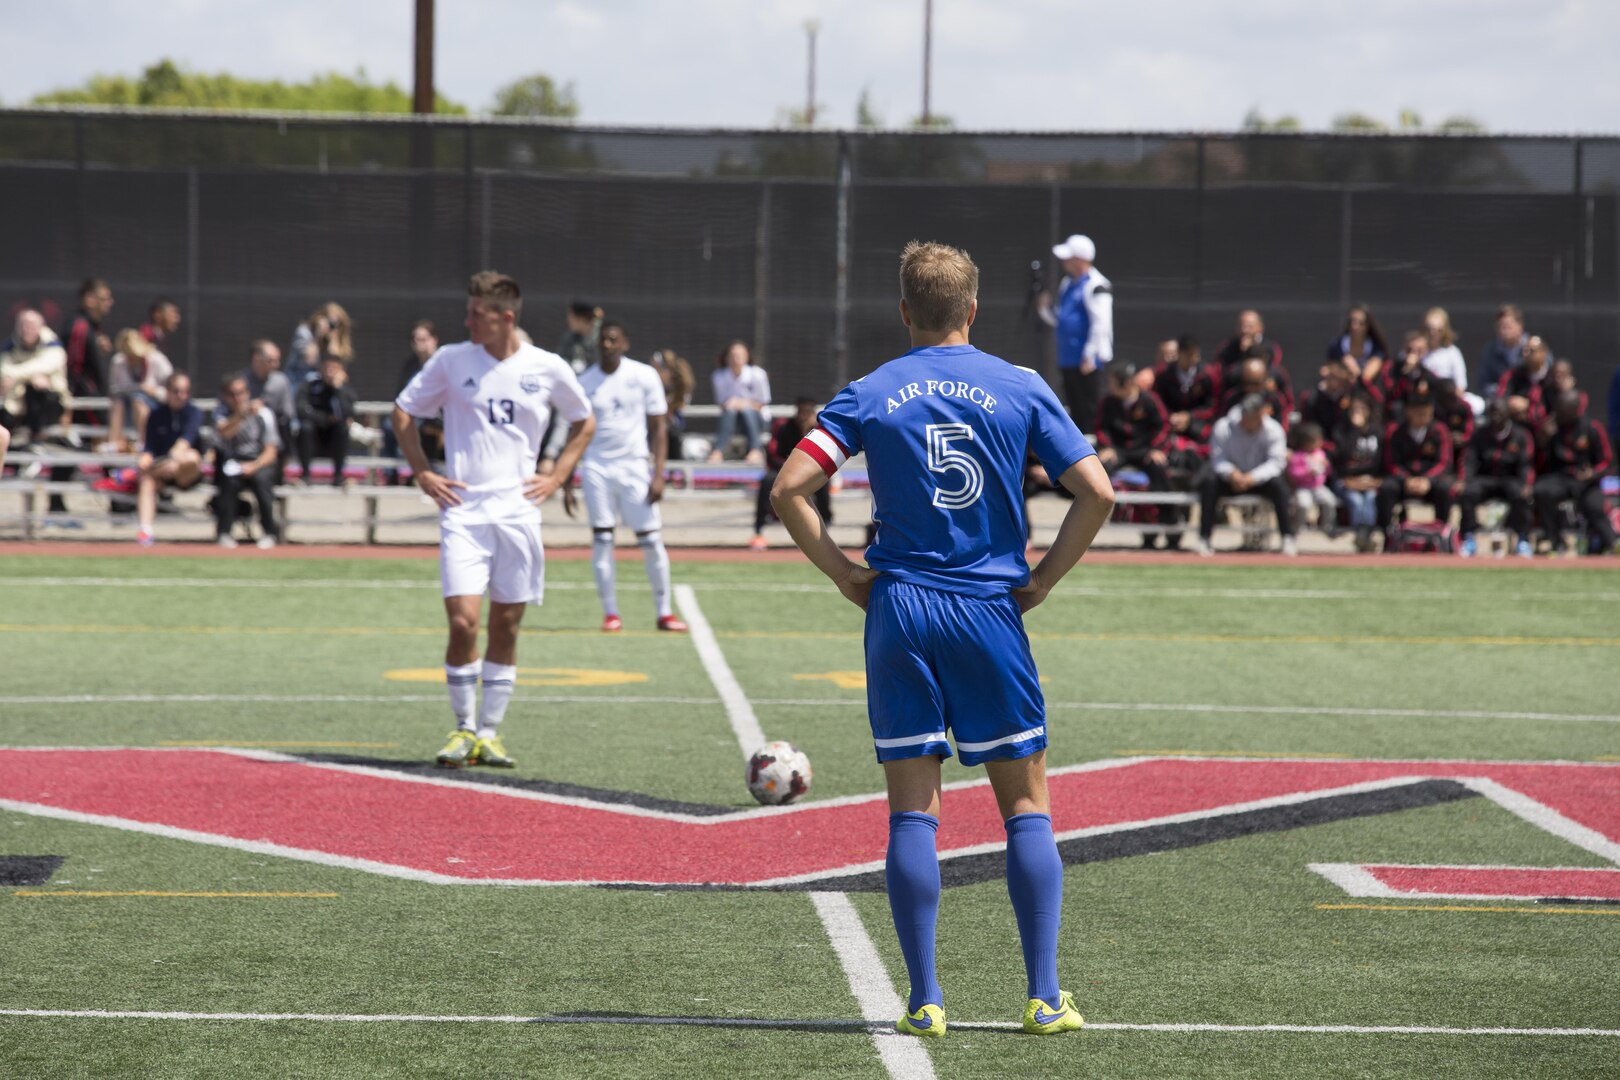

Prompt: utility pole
[
  {"left": 413, "top": 0, "right": 435, "bottom": 114},
  {"left": 921, "top": 0, "right": 932, "bottom": 126},
  {"left": 804, "top": 19, "right": 820, "bottom": 127}
]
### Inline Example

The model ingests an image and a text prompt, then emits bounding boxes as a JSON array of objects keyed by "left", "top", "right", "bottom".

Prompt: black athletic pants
[
  {"left": 1197, "top": 471, "right": 1294, "bottom": 541},
  {"left": 214, "top": 468, "right": 279, "bottom": 541},
  {"left": 1459, "top": 476, "right": 1530, "bottom": 538}
]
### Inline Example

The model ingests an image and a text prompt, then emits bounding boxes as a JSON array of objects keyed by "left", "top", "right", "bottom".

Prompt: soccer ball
[{"left": 746, "top": 741, "right": 813, "bottom": 806}]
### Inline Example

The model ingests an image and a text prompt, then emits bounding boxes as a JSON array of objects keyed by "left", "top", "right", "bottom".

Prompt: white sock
[
  {"left": 592, "top": 531, "right": 618, "bottom": 617},
  {"left": 477, "top": 661, "right": 516, "bottom": 740},
  {"left": 445, "top": 661, "right": 480, "bottom": 730},
  {"left": 640, "top": 531, "right": 672, "bottom": 618}
]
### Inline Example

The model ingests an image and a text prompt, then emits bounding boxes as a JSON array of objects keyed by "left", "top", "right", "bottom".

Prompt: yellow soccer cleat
[
  {"left": 1022, "top": 990, "right": 1083, "bottom": 1034},
  {"left": 896, "top": 1003, "right": 946, "bottom": 1038},
  {"left": 435, "top": 729, "right": 479, "bottom": 769},
  {"left": 474, "top": 734, "right": 516, "bottom": 769}
]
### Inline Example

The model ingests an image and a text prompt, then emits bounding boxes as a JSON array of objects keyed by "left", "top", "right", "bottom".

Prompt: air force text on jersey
[{"left": 886, "top": 378, "right": 999, "bottom": 415}]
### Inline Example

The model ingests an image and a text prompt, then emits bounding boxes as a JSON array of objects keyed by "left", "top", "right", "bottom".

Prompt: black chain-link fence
[{"left": 2, "top": 107, "right": 1615, "bottom": 403}]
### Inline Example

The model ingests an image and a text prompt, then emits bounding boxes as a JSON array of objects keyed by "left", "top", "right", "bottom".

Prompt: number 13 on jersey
[
  {"left": 486, "top": 399, "right": 516, "bottom": 425},
  {"left": 926, "top": 422, "right": 984, "bottom": 509}
]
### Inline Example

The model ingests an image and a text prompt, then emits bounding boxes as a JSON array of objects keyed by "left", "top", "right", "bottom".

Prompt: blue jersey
[
  {"left": 1054, "top": 275, "right": 1091, "bottom": 370},
  {"left": 803, "top": 344, "right": 1094, "bottom": 597}
]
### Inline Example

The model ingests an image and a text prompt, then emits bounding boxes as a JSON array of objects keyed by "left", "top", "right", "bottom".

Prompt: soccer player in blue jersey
[{"left": 772, "top": 241, "right": 1116, "bottom": 1037}]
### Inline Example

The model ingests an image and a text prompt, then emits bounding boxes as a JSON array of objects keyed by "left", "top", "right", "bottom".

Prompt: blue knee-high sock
[
  {"left": 886, "top": 811, "right": 942, "bottom": 1012},
  {"left": 1005, "top": 812, "right": 1063, "bottom": 1003}
]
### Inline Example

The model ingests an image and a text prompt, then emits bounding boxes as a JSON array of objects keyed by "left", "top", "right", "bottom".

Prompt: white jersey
[
  {"left": 396, "top": 340, "right": 591, "bottom": 523},
  {"left": 578, "top": 357, "right": 667, "bottom": 468}
]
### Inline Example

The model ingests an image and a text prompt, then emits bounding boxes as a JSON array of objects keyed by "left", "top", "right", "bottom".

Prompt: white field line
[
  {"left": 0, "top": 1009, "right": 1615, "bottom": 1039},
  {"left": 1462, "top": 778, "right": 1620, "bottom": 865},
  {"left": 673, "top": 584, "right": 767, "bottom": 760},
  {"left": 8, "top": 575, "right": 1618, "bottom": 603},
  {"left": 4, "top": 693, "right": 1617, "bottom": 726},
  {"left": 810, "top": 893, "right": 936, "bottom": 1080},
  {"left": 1307, "top": 862, "right": 1620, "bottom": 901}
]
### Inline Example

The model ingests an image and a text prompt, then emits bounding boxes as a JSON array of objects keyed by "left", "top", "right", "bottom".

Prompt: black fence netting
[{"left": 1, "top": 108, "right": 1615, "bottom": 403}]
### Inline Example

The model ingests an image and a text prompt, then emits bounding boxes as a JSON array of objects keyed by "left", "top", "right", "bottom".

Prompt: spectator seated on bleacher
[
  {"left": 1218, "top": 357, "right": 1290, "bottom": 433},
  {"left": 1534, "top": 390, "right": 1617, "bottom": 557},
  {"left": 106, "top": 328, "right": 172, "bottom": 452},
  {"left": 135, "top": 372, "right": 203, "bottom": 547},
  {"left": 1537, "top": 359, "right": 1589, "bottom": 452},
  {"left": 1298, "top": 357, "right": 1368, "bottom": 449},
  {"left": 1149, "top": 333, "right": 1219, "bottom": 459},
  {"left": 209, "top": 373, "right": 282, "bottom": 549},
  {"left": 1325, "top": 303, "right": 1390, "bottom": 383},
  {"left": 1477, "top": 304, "right": 1528, "bottom": 400},
  {"left": 1195, "top": 393, "right": 1295, "bottom": 557},
  {"left": 650, "top": 348, "right": 696, "bottom": 462},
  {"left": 1377, "top": 392, "right": 1455, "bottom": 534},
  {"left": 1330, "top": 393, "right": 1385, "bottom": 553},
  {"left": 1499, "top": 335, "right": 1552, "bottom": 428},
  {"left": 1458, "top": 398, "right": 1535, "bottom": 559},
  {"left": 244, "top": 340, "right": 297, "bottom": 484},
  {"left": 1287, "top": 422, "right": 1338, "bottom": 537},
  {"left": 1095, "top": 361, "right": 1179, "bottom": 549},
  {"left": 1215, "top": 310, "right": 1295, "bottom": 416},
  {"left": 750, "top": 397, "right": 830, "bottom": 551},
  {"left": 1379, "top": 331, "right": 1432, "bottom": 424},
  {"left": 708, "top": 340, "right": 771, "bottom": 465},
  {"left": 1429, "top": 377, "right": 1475, "bottom": 450},
  {"left": 296, "top": 356, "right": 356, "bottom": 488},
  {"left": 1, "top": 309, "right": 69, "bottom": 444}
]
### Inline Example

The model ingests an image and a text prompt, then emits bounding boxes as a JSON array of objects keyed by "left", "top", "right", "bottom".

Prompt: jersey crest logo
[{"left": 521, "top": 375, "right": 542, "bottom": 393}]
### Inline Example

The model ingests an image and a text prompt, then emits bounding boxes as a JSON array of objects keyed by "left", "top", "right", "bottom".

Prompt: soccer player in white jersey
[
  {"left": 391, "top": 271, "right": 596, "bottom": 769},
  {"left": 567, "top": 321, "right": 688, "bottom": 633}
]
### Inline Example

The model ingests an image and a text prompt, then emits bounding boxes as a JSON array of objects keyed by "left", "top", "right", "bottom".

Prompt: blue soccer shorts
[{"left": 863, "top": 577, "right": 1047, "bottom": 767}]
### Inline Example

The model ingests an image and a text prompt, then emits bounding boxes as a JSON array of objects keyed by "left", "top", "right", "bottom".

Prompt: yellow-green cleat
[
  {"left": 896, "top": 1003, "right": 946, "bottom": 1038},
  {"left": 474, "top": 734, "right": 516, "bottom": 769},
  {"left": 1022, "top": 990, "right": 1083, "bottom": 1034},
  {"left": 435, "top": 729, "right": 479, "bottom": 769}
]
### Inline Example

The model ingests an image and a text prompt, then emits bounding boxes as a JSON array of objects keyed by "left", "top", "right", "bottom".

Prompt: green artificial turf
[{"left": 0, "top": 553, "right": 1616, "bottom": 1077}]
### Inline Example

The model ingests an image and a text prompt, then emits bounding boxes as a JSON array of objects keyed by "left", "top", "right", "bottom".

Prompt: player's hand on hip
[
  {"left": 524, "top": 471, "right": 561, "bottom": 504},
  {"left": 1012, "top": 579, "right": 1051, "bottom": 614},
  {"left": 647, "top": 474, "right": 665, "bottom": 504},
  {"left": 417, "top": 471, "right": 466, "bottom": 508},
  {"left": 834, "top": 565, "right": 880, "bottom": 611}
]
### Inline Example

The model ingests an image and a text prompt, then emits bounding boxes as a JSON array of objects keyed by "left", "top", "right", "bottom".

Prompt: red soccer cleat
[
  {"left": 656, "top": 615, "right": 689, "bottom": 633},
  {"left": 602, "top": 614, "right": 623, "bottom": 633}
]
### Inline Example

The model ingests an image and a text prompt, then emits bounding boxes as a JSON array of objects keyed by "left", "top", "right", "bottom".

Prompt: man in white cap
[{"left": 1038, "top": 234, "right": 1113, "bottom": 431}]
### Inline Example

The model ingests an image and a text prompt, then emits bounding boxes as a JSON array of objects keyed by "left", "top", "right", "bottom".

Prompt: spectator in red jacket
[
  {"left": 62, "top": 277, "right": 115, "bottom": 404},
  {"left": 1380, "top": 331, "right": 1431, "bottom": 422},
  {"left": 1095, "top": 361, "right": 1175, "bottom": 548},
  {"left": 1377, "top": 392, "right": 1454, "bottom": 531},
  {"left": 1215, "top": 310, "right": 1294, "bottom": 413},
  {"left": 1535, "top": 359, "right": 1588, "bottom": 451},
  {"left": 1500, "top": 335, "right": 1553, "bottom": 427},
  {"left": 1458, "top": 398, "right": 1535, "bottom": 559},
  {"left": 750, "top": 397, "right": 829, "bottom": 551},
  {"left": 1151, "top": 333, "right": 1220, "bottom": 453},
  {"left": 1533, "top": 390, "right": 1616, "bottom": 556}
]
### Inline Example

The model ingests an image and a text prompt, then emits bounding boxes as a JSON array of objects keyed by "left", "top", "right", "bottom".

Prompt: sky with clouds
[{"left": 5, "top": 0, "right": 1619, "bottom": 133}]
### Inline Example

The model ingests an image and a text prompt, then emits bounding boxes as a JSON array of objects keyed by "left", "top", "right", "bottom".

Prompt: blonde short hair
[
  {"left": 115, "top": 327, "right": 152, "bottom": 360},
  {"left": 899, "top": 241, "right": 978, "bottom": 333}
]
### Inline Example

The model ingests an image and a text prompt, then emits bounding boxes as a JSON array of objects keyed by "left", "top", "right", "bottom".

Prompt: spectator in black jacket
[
  {"left": 1458, "top": 399, "right": 1535, "bottom": 558},
  {"left": 1215, "top": 310, "right": 1294, "bottom": 415},
  {"left": 750, "top": 397, "right": 829, "bottom": 551},
  {"left": 1331, "top": 393, "right": 1384, "bottom": 552},
  {"left": 1534, "top": 390, "right": 1617, "bottom": 556},
  {"left": 1378, "top": 393, "right": 1455, "bottom": 531},
  {"left": 1095, "top": 361, "right": 1176, "bottom": 548},
  {"left": 1431, "top": 377, "right": 1475, "bottom": 450},
  {"left": 1298, "top": 357, "right": 1359, "bottom": 449},
  {"left": 1150, "top": 333, "right": 1220, "bottom": 454},
  {"left": 296, "top": 357, "right": 356, "bottom": 487},
  {"left": 1499, "top": 335, "right": 1553, "bottom": 427},
  {"left": 1218, "top": 356, "right": 1290, "bottom": 431}
]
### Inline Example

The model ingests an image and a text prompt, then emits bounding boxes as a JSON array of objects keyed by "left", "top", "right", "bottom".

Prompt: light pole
[
  {"left": 412, "top": 0, "right": 435, "bottom": 114},
  {"left": 805, "top": 19, "right": 820, "bottom": 127},
  {"left": 921, "top": 0, "right": 932, "bottom": 126}
]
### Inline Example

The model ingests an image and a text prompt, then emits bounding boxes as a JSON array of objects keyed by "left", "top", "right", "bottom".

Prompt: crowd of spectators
[{"left": 1091, "top": 303, "right": 1619, "bottom": 557}]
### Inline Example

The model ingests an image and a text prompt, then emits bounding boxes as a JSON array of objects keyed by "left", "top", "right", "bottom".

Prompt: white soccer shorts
[
  {"left": 439, "top": 517, "right": 545, "bottom": 605},
  {"left": 580, "top": 461, "right": 662, "bottom": 535}
]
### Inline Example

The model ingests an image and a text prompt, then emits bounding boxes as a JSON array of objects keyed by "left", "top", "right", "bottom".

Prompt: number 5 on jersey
[
  {"left": 486, "top": 399, "right": 516, "bottom": 425},
  {"left": 926, "top": 423, "right": 984, "bottom": 510}
]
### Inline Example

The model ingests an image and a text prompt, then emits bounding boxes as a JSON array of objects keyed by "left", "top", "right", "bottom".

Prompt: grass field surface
[{"left": 1, "top": 551, "right": 1616, "bottom": 1078}]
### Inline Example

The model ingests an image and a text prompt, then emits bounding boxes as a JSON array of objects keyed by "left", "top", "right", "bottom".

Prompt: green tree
[
  {"left": 1331, "top": 111, "right": 1387, "bottom": 133},
  {"left": 488, "top": 74, "right": 579, "bottom": 119},
  {"left": 1242, "top": 107, "right": 1302, "bottom": 132},
  {"left": 30, "top": 58, "right": 465, "bottom": 113},
  {"left": 855, "top": 89, "right": 883, "bottom": 129}
]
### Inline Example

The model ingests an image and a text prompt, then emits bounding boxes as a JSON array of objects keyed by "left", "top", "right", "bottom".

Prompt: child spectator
[
  {"left": 106, "top": 328, "right": 173, "bottom": 452},
  {"left": 1331, "top": 393, "right": 1384, "bottom": 552},
  {"left": 1533, "top": 390, "right": 1616, "bottom": 556},
  {"left": 709, "top": 340, "right": 771, "bottom": 464},
  {"left": 750, "top": 397, "right": 830, "bottom": 551},
  {"left": 1378, "top": 392, "right": 1455, "bottom": 533},
  {"left": 1458, "top": 398, "right": 1534, "bottom": 559},
  {"left": 1287, "top": 422, "right": 1338, "bottom": 535},
  {"left": 296, "top": 357, "right": 357, "bottom": 487}
]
